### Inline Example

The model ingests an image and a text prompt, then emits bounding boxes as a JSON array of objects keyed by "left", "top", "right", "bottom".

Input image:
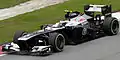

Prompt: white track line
[
  {"left": 0, "top": 54, "right": 7, "bottom": 57},
  {"left": 0, "top": 0, "right": 68, "bottom": 20}
]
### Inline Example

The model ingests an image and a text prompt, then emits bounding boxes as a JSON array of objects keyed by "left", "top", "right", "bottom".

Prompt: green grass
[
  {"left": 0, "top": 0, "right": 120, "bottom": 44},
  {"left": 0, "top": 0, "right": 29, "bottom": 8}
]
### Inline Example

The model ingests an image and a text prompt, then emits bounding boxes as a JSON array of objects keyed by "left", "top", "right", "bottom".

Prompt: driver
[{"left": 64, "top": 10, "right": 82, "bottom": 20}]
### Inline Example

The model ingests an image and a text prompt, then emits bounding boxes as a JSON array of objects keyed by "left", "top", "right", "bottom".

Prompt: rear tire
[
  {"left": 49, "top": 32, "right": 65, "bottom": 52},
  {"left": 103, "top": 17, "right": 119, "bottom": 35},
  {"left": 13, "top": 31, "right": 27, "bottom": 44}
]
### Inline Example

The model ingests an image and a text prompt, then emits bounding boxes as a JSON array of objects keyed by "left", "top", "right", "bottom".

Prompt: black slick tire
[
  {"left": 49, "top": 32, "right": 65, "bottom": 52},
  {"left": 103, "top": 17, "right": 119, "bottom": 35}
]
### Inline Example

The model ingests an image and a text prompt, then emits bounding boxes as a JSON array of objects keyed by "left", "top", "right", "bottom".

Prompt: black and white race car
[{"left": 2, "top": 4, "right": 119, "bottom": 56}]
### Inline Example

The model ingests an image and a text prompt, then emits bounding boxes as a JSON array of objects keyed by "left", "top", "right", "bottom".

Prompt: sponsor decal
[{"left": 82, "top": 28, "right": 87, "bottom": 35}]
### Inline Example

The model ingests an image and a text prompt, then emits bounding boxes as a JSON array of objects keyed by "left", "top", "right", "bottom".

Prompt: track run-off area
[{"left": 0, "top": 0, "right": 68, "bottom": 20}]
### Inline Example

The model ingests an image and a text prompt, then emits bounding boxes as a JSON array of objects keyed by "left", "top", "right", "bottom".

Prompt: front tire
[
  {"left": 49, "top": 32, "right": 65, "bottom": 52},
  {"left": 13, "top": 31, "right": 27, "bottom": 44}
]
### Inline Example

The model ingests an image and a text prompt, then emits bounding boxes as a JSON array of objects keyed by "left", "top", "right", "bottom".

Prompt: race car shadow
[
  {"left": 66, "top": 34, "right": 106, "bottom": 46},
  {"left": 67, "top": 32, "right": 120, "bottom": 46},
  {"left": 7, "top": 52, "right": 52, "bottom": 57}
]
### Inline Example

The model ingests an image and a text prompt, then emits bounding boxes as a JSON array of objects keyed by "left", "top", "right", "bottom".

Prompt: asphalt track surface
[{"left": 0, "top": 24, "right": 120, "bottom": 60}]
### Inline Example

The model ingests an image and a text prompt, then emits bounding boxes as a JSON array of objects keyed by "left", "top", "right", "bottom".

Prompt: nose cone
[{"left": 0, "top": 46, "right": 4, "bottom": 55}]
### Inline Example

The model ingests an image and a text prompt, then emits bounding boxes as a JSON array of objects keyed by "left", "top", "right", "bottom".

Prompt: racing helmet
[{"left": 69, "top": 11, "right": 80, "bottom": 18}]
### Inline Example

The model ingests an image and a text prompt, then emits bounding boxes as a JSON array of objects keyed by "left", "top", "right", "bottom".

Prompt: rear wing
[{"left": 84, "top": 4, "right": 112, "bottom": 16}]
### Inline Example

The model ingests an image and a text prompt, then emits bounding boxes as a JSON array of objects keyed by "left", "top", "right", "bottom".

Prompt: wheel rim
[
  {"left": 56, "top": 34, "right": 65, "bottom": 51},
  {"left": 111, "top": 20, "right": 119, "bottom": 34}
]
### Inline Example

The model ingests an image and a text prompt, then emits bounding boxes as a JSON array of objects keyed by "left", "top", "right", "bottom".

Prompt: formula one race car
[{"left": 2, "top": 4, "right": 119, "bottom": 56}]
